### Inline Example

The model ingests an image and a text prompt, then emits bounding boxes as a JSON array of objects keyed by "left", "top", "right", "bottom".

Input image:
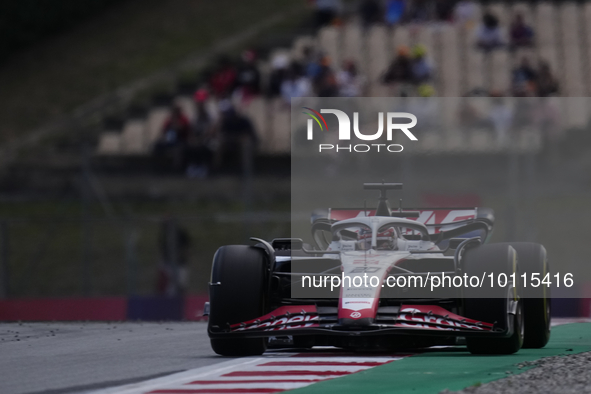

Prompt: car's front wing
[{"left": 207, "top": 304, "right": 514, "bottom": 339}]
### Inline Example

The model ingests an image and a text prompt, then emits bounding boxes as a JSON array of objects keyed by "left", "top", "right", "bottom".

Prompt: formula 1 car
[{"left": 206, "top": 183, "right": 550, "bottom": 356}]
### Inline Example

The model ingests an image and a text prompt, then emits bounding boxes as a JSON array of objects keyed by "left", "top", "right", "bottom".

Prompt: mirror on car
[{"left": 339, "top": 229, "right": 359, "bottom": 240}]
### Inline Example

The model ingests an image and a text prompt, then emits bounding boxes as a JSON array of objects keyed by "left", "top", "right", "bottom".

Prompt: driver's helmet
[
  {"left": 376, "top": 227, "right": 398, "bottom": 250},
  {"left": 355, "top": 226, "right": 398, "bottom": 250}
]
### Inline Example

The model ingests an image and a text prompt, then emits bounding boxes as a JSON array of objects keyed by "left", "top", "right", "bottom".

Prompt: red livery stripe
[
  {"left": 259, "top": 361, "right": 387, "bottom": 367},
  {"left": 186, "top": 379, "right": 323, "bottom": 385},
  {"left": 223, "top": 370, "right": 352, "bottom": 377},
  {"left": 289, "top": 352, "right": 413, "bottom": 357},
  {"left": 149, "top": 389, "right": 286, "bottom": 393}
]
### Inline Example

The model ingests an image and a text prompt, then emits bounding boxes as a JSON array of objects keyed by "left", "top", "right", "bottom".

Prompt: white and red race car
[{"left": 206, "top": 183, "right": 550, "bottom": 356}]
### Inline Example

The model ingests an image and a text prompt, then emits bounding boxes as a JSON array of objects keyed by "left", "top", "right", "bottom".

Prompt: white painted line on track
[
  {"left": 88, "top": 352, "right": 410, "bottom": 394},
  {"left": 89, "top": 357, "right": 265, "bottom": 394}
]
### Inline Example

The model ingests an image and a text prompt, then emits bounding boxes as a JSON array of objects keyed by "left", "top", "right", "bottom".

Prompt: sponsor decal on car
[
  {"left": 396, "top": 306, "right": 493, "bottom": 331},
  {"left": 233, "top": 314, "right": 320, "bottom": 332},
  {"left": 228, "top": 305, "right": 493, "bottom": 333}
]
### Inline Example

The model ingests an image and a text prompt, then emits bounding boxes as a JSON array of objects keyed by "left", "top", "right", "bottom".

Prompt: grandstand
[{"left": 95, "top": 1, "right": 591, "bottom": 157}]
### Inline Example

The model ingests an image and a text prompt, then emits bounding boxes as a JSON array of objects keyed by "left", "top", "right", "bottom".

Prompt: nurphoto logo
[{"left": 302, "top": 108, "right": 418, "bottom": 153}]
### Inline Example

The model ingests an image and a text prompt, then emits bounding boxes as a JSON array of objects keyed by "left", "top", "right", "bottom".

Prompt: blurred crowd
[
  {"left": 512, "top": 58, "right": 559, "bottom": 97},
  {"left": 269, "top": 47, "right": 368, "bottom": 100},
  {"left": 308, "top": 0, "right": 560, "bottom": 97},
  {"left": 151, "top": 0, "right": 563, "bottom": 175},
  {"left": 153, "top": 50, "right": 262, "bottom": 178}
]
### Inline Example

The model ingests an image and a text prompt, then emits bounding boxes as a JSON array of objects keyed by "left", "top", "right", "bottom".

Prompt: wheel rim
[{"left": 508, "top": 284, "right": 523, "bottom": 342}]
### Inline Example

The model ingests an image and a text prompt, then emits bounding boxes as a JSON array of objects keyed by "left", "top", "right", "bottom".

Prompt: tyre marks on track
[{"left": 94, "top": 352, "right": 412, "bottom": 394}]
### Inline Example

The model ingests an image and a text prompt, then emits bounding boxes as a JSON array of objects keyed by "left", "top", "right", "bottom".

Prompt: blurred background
[{"left": 0, "top": 0, "right": 590, "bottom": 320}]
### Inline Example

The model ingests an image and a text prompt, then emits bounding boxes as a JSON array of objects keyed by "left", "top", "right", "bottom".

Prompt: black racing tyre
[
  {"left": 208, "top": 245, "right": 268, "bottom": 356},
  {"left": 463, "top": 244, "right": 523, "bottom": 355},
  {"left": 497, "top": 243, "right": 550, "bottom": 349}
]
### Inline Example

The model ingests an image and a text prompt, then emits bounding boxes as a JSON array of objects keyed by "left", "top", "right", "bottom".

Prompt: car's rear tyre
[
  {"left": 497, "top": 242, "right": 550, "bottom": 349},
  {"left": 463, "top": 244, "right": 523, "bottom": 355},
  {"left": 208, "top": 245, "right": 268, "bottom": 356}
]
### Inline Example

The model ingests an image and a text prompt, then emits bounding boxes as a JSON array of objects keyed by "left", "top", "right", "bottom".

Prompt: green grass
[{"left": 0, "top": 0, "right": 306, "bottom": 143}]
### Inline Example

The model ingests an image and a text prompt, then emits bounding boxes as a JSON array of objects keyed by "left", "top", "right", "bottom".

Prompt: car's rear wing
[{"left": 313, "top": 207, "right": 494, "bottom": 243}]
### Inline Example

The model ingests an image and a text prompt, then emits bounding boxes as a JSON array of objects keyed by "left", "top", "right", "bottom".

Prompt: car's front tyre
[{"left": 208, "top": 245, "right": 268, "bottom": 356}]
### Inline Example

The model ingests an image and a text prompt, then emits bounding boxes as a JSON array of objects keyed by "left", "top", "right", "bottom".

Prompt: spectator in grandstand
[
  {"left": 512, "top": 57, "right": 537, "bottom": 96},
  {"left": 209, "top": 55, "right": 237, "bottom": 98},
  {"left": 336, "top": 59, "right": 366, "bottom": 97},
  {"left": 418, "top": 83, "right": 435, "bottom": 97},
  {"left": 313, "top": 56, "right": 339, "bottom": 97},
  {"left": 536, "top": 61, "right": 559, "bottom": 97},
  {"left": 162, "top": 105, "right": 191, "bottom": 143},
  {"left": 235, "top": 49, "right": 261, "bottom": 103},
  {"left": 359, "top": 0, "right": 383, "bottom": 29},
  {"left": 186, "top": 89, "right": 217, "bottom": 178},
  {"left": 310, "top": 0, "right": 343, "bottom": 28},
  {"left": 281, "top": 63, "right": 312, "bottom": 103},
  {"left": 476, "top": 11, "right": 504, "bottom": 51},
  {"left": 509, "top": 13, "right": 534, "bottom": 48},
  {"left": 214, "top": 101, "right": 258, "bottom": 171},
  {"left": 382, "top": 46, "right": 413, "bottom": 85},
  {"left": 411, "top": 44, "right": 433, "bottom": 84},
  {"left": 302, "top": 47, "right": 323, "bottom": 80},
  {"left": 385, "top": 0, "right": 406, "bottom": 25},
  {"left": 193, "top": 88, "right": 218, "bottom": 126},
  {"left": 192, "top": 89, "right": 218, "bottom": 137},
  {"left": 152, "top": 105, "right": 191, "bottom": 172},
  {"left": 267, "top": 52, "right": 290, "bottom": 98}
]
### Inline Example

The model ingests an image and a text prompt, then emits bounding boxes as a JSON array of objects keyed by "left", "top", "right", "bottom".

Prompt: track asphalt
[{"left": 0, "top": 322, "right": 221, "bottom": 394}]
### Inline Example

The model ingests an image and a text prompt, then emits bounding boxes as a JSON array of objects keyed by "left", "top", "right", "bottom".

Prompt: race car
[{"left": 205, "top": 182, "right": 550, "bottom": 356}]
